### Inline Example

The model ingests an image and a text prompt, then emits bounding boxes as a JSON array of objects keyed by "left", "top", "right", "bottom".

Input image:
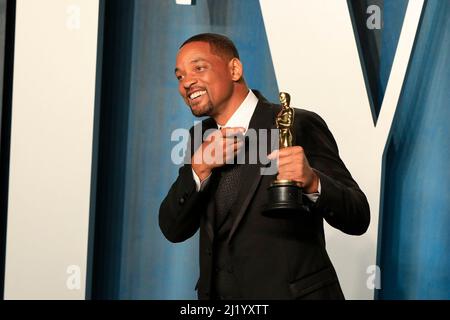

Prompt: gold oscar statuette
[{"left": 263, "top": 92, "right": 308, "bottom": 216}]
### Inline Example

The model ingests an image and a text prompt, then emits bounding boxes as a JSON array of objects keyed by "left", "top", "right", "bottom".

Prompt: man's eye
[
  {"left": 176, "top": 75, "right": 184, "bottom": 81},
  {"left": 196, "top": 66, "right": 205, "bottom": 71}
]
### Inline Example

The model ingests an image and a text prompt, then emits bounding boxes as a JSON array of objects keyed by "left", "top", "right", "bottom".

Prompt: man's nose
[{"left": 182, "top": 75, "right": 197, "bottom": 89}]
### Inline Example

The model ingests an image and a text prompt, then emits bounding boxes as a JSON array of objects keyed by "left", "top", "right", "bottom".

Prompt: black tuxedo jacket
[{"left": 159, "top": 91, "right": 370, "bottom": 299}]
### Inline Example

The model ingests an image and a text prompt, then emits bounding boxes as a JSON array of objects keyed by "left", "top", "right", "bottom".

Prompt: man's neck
[{"left": 214, "top": 87, "right": 250, "bottom": 127}]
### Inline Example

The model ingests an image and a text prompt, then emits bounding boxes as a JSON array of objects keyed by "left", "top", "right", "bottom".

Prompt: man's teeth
[{"left": 189, "top": 90, "right": 206, "bottom": 100}]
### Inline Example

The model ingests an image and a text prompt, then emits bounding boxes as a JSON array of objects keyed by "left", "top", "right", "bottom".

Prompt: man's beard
[{"left": 189, "top": 102, "right": 213, "bottom": 118}]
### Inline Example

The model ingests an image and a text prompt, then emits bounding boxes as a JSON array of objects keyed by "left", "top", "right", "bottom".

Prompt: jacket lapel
[
  {"left": 227, "top": 95, "right": 278, "bottom": 243},
  {"left": 197, "top": 118, "right": 218, "bottom": 243}
]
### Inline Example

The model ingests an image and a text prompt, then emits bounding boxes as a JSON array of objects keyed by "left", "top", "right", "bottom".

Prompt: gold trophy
[{"left": 263, "top": 92, "right": 307, "bottom": 216}]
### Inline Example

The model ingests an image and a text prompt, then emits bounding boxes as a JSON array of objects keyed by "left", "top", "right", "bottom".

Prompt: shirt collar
[{"left": 217, "top": 90, "right": 259, "bottom": 131}]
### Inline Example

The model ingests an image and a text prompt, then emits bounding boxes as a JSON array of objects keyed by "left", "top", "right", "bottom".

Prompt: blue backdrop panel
[
  {"left": 91, "top": 0, "right": 278, "bottom": 299},
  {"left": 378, "top": 0, "right": 450, "bottom": 299},
  {"left": 348, "top": 0, "right": 408, "bottom": 124}
]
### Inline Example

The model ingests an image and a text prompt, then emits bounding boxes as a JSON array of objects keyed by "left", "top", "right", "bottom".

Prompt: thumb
[{"left": 267, "top": 150, "right": 279, "bottom": 160}]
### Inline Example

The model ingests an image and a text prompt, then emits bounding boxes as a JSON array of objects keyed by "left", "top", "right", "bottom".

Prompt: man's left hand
[{"left": 268, "top": 146, "right": 319, "bottom": 193}]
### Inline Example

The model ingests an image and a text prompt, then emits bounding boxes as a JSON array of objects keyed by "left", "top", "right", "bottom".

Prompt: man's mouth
[{"left": 188, "top": 90, "right": 207, "bottom": 101}]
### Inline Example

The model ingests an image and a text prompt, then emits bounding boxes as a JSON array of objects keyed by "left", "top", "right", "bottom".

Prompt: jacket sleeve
[
  {"left": 159, "top": 163, "right": 208, "bottom": 243},
  {"left": 159, "top": 124, "right": 211, "bottom": 243},
  {"left": 298, "top": 110, "right": 370, "bottom": 236}
]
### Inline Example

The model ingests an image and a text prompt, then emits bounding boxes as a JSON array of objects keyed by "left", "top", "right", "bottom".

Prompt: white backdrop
[
  {"left": 4, "top": 0, "right": 100, "bottom": 299},
  {"left": 260, "top": 0, "right": 424, "bottom": 299}
]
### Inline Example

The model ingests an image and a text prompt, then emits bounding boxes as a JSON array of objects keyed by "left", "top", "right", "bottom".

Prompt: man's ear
[{"left": 229, "top": 58, "right": 243, "bottom": 81}]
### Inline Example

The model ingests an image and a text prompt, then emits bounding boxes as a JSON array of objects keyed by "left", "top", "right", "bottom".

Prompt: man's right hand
[{"left": 191, "top": 127, "right": 246, "bottom": 181}]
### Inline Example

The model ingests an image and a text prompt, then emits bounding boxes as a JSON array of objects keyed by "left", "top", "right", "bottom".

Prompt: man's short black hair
[{"left": 180, "top": 33, "right": 240, "bottom": 60}]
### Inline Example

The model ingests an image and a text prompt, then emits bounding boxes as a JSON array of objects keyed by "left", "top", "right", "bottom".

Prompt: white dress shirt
[{"left": 191, "top": 89, "right": 321, "bottom": 202}]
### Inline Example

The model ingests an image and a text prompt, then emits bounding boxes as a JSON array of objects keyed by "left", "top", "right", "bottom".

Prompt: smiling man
[
  {"left": 174, "top": 39, "right": 247, "bottom": 125},
  {"left": 159, "top": 33, "right": 370, "bottom": 300}
]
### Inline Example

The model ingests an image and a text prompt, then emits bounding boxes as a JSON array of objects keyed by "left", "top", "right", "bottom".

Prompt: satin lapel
[
  {"left": 198, "top": 117, "right": 218, "bottom": 243},
  {"left": 205, "top": 190, "right": 215, "bottom": 242},
  {"left": 227, "top": 98, "right": 277, "bottom": 244}
]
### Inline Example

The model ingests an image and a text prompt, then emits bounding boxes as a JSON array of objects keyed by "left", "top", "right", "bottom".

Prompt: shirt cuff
[
  {"left": 192, "top": 168, "right": 211, "bottom": 192},
  {"left": 304, "top": 178, "right": 321, "bottom": 203}
]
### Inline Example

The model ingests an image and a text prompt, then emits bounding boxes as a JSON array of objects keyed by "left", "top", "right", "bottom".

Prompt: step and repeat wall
[{"left": 0, "top": 0, "right": 449, "bottom": 299}]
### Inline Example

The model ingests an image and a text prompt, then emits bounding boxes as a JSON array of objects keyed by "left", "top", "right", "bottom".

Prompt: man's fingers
[
  {"left": 224, "top": 140, "right": 243, "bottom": 155},
  {"left": 222, "top": 137, "right": 243, "bottom": 150},
  {"left": 269, "top": 146, "right": 305, "bottom": 161},
  {"left": 280, "top": 146, "right": 303, "bottom": 156},
  {"left": 278, "top": 157, "right": 301, "bottom": 167},
  {"left": 234, "top": 140, "right": 244, "bottom": 150},
  {"left": 269, "top": 153, "right": 300, "bottom": 166},
  {"left": 222, "top": 127, "right": 246, "bottom": 138},
  {"left": 224, "top": 140, "right": 243, "bottom": 151},
  {"left": 224, "top": 141, "right": 244, "bottom": 162}
]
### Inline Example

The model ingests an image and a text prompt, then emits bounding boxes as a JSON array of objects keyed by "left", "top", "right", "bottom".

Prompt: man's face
[{"left": 175, "top": 41, "right": 234, "bottom": 118}]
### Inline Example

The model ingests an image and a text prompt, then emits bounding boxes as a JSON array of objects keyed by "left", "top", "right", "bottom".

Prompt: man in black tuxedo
[{"left": 159, "top": 33, "right": 370, "bottom": 300}]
